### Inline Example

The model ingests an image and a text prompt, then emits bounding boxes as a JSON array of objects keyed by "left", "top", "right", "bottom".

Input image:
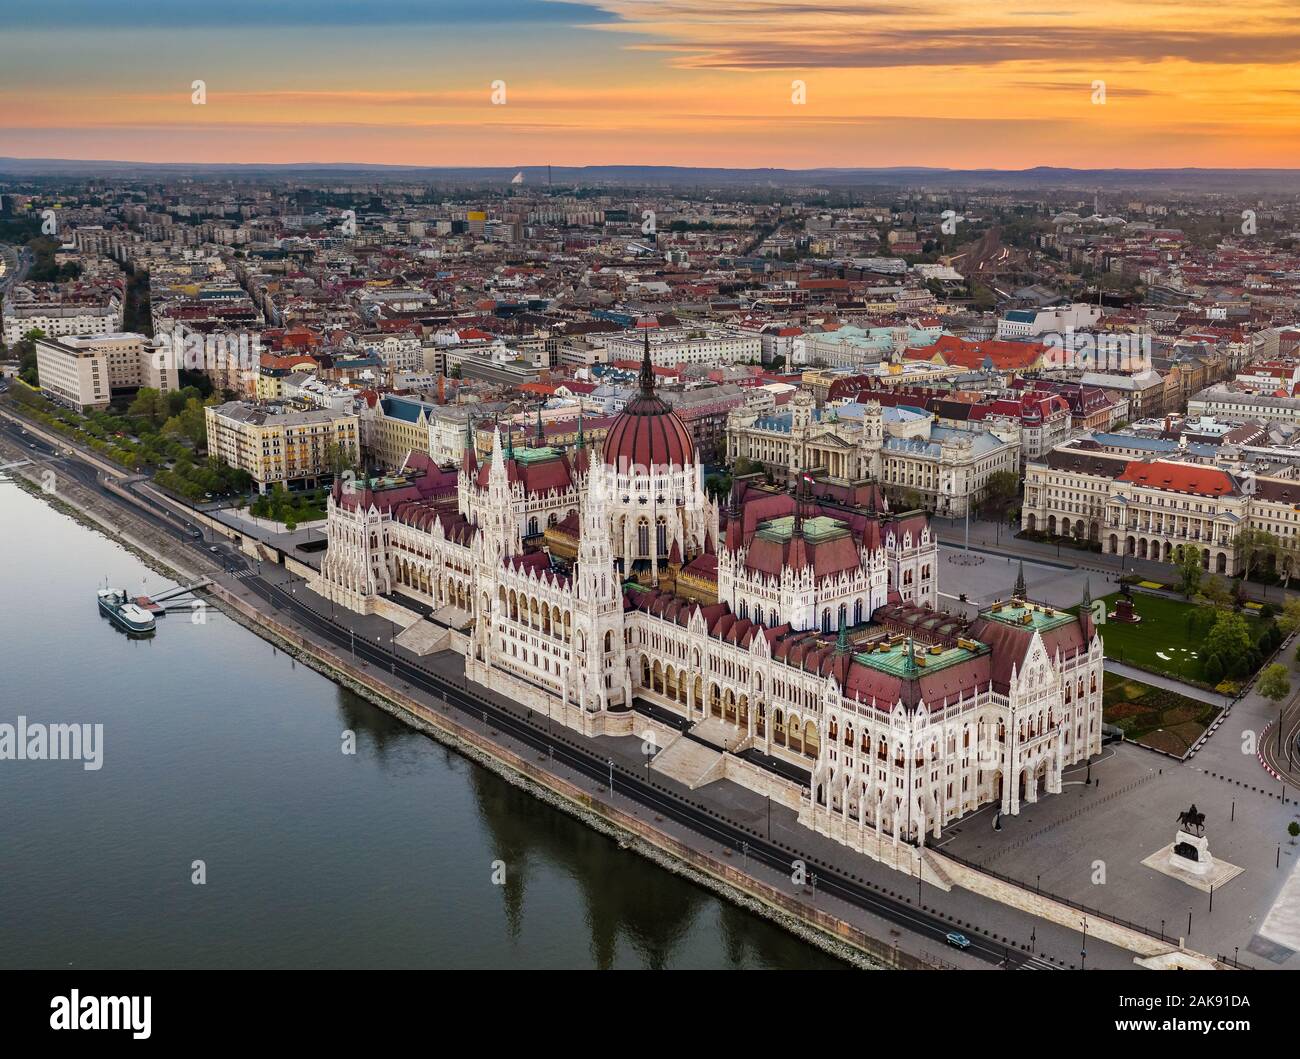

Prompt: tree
[
  {"left": 981, "top": 470, "right": 1020, "bottom": 517},
  {"left": 1276, "top": 536, "right": 1300, "bottom": 590},
  {"left": 897, "top": 487, "right": 924, "bottom": 511},
  {"left": 1197, "top": 575, "right": 1233, "bottom": 609},
  {"left": 12, "top": 327, "right": 45, "bottom": 386},
  {"left": 1234, "top": 528, "right": 1278, "bottom": 582},
  {"left": 1257, "top": 663, "right": 1290, "bottom": 704},
  {"left": 1202, "top": 611, "right": 1252, "bottom": 678},
  {"left": 1175, "top": 544, "right": 1203, "bottom": 598},
  {"left": 1277, "top": 597, "right": 1300, "bottom": 636},
  {"left": 1289, "top": 821, "right": 1299, "bottom": 845},
  {"left": 127, "top": 387, "right": 166, "bottom": 428}
]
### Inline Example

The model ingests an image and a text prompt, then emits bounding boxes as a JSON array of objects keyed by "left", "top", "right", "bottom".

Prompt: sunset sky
[{"left": 4, "top": 0, "right": 1300, "bottom": 169}]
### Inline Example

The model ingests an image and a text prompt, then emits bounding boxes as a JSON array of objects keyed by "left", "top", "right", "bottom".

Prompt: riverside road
[{"left": 0, "top": 405, "right": 1169, "bottom": 970}]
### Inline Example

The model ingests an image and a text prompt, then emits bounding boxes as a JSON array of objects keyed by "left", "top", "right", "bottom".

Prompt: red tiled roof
[{"left": 1116, "top": 461, "right": 1238, "bottom": 497}]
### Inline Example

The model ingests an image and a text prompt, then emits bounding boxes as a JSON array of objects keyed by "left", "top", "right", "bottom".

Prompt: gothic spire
[
  {"left": 535, "top": 401, "right": 545, "bottom": 447},
  {"left": 836, "top": 610, "right": 849, "bottom": 653},
  {"left": 1014, "top": 560, "right": 1027, "bottom": 600},
  {"left": 462, "top": 412, "right": 478, "bottom": 474},
  {"left": 639, "top": 327, "right": 655, "bottom": 398}
]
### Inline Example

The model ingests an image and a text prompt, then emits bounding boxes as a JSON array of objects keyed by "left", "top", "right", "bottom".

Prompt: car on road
[
  {"left": 209, "top": 545, "right": 220, "bottom": 554},
  {"left": 945, "top": 932, "right": 972, "bottom": 950}
]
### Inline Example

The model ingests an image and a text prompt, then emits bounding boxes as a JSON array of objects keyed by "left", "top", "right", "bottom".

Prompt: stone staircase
[{"left": 650, "top": 735, "right": 727, "bottom": 789}]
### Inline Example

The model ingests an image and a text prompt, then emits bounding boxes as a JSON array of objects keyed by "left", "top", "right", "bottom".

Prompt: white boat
[{"left": 96, "top": 588, "right": 156, "bottom": 635}]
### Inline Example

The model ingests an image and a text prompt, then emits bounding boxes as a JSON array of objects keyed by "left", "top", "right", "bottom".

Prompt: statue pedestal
[
  {"left": 1169, "top": 829, "right": 1212, "bottom": 876},
  {"left": 1143, "top": 838, "right": 1241, "bottom": 892},
  {"left": 1108, "top": 597, "right": 1141, "bottom": 623}
]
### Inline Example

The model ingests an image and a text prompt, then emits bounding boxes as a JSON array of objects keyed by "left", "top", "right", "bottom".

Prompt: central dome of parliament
[{"left": 601, "top": 331, "right": 695, "bottom": 470}]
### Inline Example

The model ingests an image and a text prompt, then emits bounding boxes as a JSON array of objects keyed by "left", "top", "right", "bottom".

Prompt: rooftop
[
  {"left": 755, "top": 513, "right": 850, "bottom": 544},
  {"left": 854, "top": 637, "right": 987, "bottom": 677},
  {"left": 981, "top": 599, "right": 1076, "bottom": 633}
]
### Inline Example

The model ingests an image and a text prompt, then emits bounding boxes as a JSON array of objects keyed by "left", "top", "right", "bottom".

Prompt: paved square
[
  {"left": 936, "top": 545, "right": 1114, "bottom": 615},
  {"left": 938, "top": 739, "right": 1300, "bottom": 967}
]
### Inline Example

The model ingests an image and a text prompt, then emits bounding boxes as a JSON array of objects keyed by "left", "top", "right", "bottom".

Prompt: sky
[{"left": 3, "top": 0, "right": 1300, "bottom": 169}]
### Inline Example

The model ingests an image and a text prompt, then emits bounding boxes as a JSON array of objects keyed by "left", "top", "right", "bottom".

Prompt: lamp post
[{"left": 608, "top": 758, "right": 614, "bottom": 797}]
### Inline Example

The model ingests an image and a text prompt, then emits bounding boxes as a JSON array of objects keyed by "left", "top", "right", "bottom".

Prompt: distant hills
[{"left": 3, "top": 158, "right": 1300, "bottom": 192}]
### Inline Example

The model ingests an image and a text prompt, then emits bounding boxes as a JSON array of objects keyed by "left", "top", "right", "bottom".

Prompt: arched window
[
  {"left": 527, "top": 516, "right": 538, "bottom": 536},
  {"left": 656, "top": 517, "right": 667, "bottom": 554},
  {"left": 821, "top": 608, "right": 831, "bottom": 633},
  {"left": 637, "top": 519, "right": 649, "bottom": 557},
  {"left": 854, "top": 599, "right": 863, "bottom": 624}
]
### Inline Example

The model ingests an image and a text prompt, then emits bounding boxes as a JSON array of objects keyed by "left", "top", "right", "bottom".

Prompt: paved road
[{"left": 1260, "top": 680, "right": 1300, "bottom": 786}]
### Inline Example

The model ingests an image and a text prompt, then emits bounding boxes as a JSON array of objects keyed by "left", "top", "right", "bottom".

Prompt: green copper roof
[
  {"left": 854, "top": 638, "right": 987, "bottom": 677},
  {"left": 983, "top": 600, "right": 1075, "bottom": 632},
  {"left": 513, "top": 446, "right": 561, "bottom": 465},
  {"left": 756, "top": 514, "right": 849, "bottom": 543}
]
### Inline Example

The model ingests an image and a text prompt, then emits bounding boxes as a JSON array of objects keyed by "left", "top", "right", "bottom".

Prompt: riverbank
[
  {"left": 1, "top": 452, "right": 914, "bottom": 969},
  {"left": 4, "top": 419, "right": 1230, "bottom": 970}
]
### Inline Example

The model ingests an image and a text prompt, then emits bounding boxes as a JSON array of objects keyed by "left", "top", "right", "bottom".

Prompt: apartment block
[{"left": 205, "top": 401, "right": 360, "bottom": 492}]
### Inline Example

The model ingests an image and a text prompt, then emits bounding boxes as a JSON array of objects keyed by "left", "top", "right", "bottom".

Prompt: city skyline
[{"left": 5, "top": 0, "right": 1300, "bottom": 170}]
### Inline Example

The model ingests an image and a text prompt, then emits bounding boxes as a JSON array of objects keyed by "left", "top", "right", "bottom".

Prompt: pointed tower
[
  {"left": 1013, "top": 560, "right": 1027, "bottom": 601},
  {"left": 534, "top": 401, "right": 545, "bottom": 448},
  {"left": 572, "top": 406, "right": 590, "bottom": 478},
  {"left": 787, "top": 473, "right": 810, "bottom": 578},
  {"left": 724, "top": 478, "right": 744, "bottom": 553},
  {"left": 572, "top": 472, "right": 626, "bottom": 713},
  {"left": 461, "top": 413, "right": 478, "bottom": 476},
  {"left": 1078, "top": 576, "right": 1096, "bottom": 640},
  {"left": 640, "top": 327, "right": 655, "bottom": 397},
  {"left": 485, "top": 426, "right": 518, "bottom": 561}
]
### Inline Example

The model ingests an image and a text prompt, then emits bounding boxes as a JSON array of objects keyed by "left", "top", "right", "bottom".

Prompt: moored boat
[{"left": 96, "top": 588, "right": 157, "bottom": 635}]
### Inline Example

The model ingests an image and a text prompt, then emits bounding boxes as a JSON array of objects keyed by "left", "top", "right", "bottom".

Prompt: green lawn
[
  {"left": 1102, "top": 673, "right": 1222, "bottom": 758},
  {"left": 1079, "top": 592, "right": 1219, "bottom": 683}
]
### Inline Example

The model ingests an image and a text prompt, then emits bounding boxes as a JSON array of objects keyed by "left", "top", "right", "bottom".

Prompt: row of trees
[
  {"left": 1198, "top": 608, "right": 1285, "bottom": 684},
  {"left": 1232, "top": 527, "right": 1300, "bottom": 587}
]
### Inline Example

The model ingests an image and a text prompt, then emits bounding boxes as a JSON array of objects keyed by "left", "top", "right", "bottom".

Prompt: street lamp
[{"left": 608, "top": 758, "right": 614, "bottom": 797}]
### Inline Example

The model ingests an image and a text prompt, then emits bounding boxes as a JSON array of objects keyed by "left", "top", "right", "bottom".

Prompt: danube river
[{"left": 0, "top": 478, "right": 840, "bottom": 969}]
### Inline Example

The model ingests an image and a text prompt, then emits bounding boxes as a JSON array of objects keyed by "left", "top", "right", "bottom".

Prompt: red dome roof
[
  {"left": 602, "top": 392, "right": 694, "bottom": 470},
  {"left": 602, "top": 331, "right": 695, "bottom": 470}
]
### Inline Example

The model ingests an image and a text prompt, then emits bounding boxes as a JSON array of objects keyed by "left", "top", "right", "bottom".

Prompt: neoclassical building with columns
[{"left": 313, "top": 334, "right": 1103, "bottom": 869}]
